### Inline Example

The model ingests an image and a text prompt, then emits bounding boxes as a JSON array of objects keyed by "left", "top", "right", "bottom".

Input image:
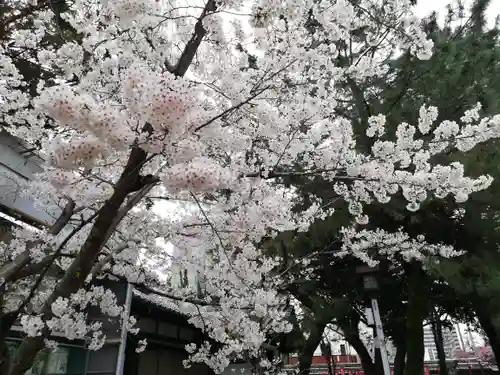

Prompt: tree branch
[
  {"left": 89, "top": 242, "right": 133, "bottom": 279},
  {"left": 0, "top": 0, "right": 51, "bottom": 39},
  {"left": 0, "top": 197, "right": 75, "bottom": 283},
  {"left": 193, "top": 85, "right": 271, "bottom": 132},
  {"left": 7, "top": 146, "right": 149, "bottom": 375},
  {"left": 170, "top": 0, "right": 217, "bottom": 77},
  {"left": 49, "top": 197, "right": 75, "bottom": 235}
]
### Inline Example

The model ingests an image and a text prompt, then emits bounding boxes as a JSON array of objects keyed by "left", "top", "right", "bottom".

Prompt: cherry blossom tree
[{"left": 1, "top": 0, "right": 500, "bottom": 374}]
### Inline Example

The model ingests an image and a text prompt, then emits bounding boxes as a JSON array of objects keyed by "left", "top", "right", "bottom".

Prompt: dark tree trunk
[
  {"left": 298, "top": 320, "right": 328, "bottom": 375},
  {"left": 405, "top": 266, "right": 428, "bottom": 375},
  {"left": 337, "top": 308, "right": 382, "bottom": 375},
  {"left": 7, "top": 147, "right": 151, "bottom": 375},
  {"left": 476, "top": 301, "right": 500, "bottom": 365},
  {"left": 394, "top": 342, "right": 406, "bottom": 375},
  {"left": 320, "top": 339, "right": 334, "bottom": 375},
  {"left": 430, "top": 310, "right": 448, "bottom": 375},
  {"left": 346, "top": 334, "right": 382, "bottom": 375}
]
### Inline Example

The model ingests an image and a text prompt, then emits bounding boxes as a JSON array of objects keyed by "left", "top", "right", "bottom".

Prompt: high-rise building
[{"left": 358, "top": 322, "right": 463, "bottom": 363}]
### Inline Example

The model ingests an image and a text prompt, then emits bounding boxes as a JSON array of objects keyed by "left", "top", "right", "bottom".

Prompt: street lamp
[
  {"left": 356, "top": 265, "right": 391, "bottom": 375},
  {"left": 362, "top": 274, "right": 379, "bottom": 292}
]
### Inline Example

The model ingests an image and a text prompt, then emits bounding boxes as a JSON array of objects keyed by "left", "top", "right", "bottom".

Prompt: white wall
[{"left": 0, "top": 131, "right": 55, "bottom": 226}]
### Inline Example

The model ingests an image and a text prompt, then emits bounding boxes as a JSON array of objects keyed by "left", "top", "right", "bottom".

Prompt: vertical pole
[
  {"left": 372, "top": 331, "right": 376, "bottom": 361},
  {"left": 467, "top": 324, "right": 476, "bottom": 357},
  {"left": 456, "top": 324, "right": 466, "bottom": 352},
  {"left": 115, "top": 283, "right": 134, "bottom": 375},
  {"left": 371, "top": 298, "right": 391, "bottom": 375}
]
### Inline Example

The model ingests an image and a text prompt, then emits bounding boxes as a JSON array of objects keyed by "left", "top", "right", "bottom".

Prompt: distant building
[
  {"left": 423, "top": 324, "right": 462, "bottom": 360},
  {"left": 0, "top": 130, "right": 57, "bottom": 227}
]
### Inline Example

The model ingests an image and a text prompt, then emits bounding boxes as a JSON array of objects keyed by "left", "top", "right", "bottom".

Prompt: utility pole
[
  {"left": 115, "top": 283, "right": 133, "bottom": 375},
  {"left": 370, "top": 299, "right": 391, "bottom": 375}
]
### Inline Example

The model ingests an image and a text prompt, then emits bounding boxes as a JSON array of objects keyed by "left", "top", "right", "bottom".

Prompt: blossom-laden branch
[
  {"left": 0, "top": 197, "right": 76, "bottom": 282},
  {"left": 6, "top": 145, "right": 160, "bottom": 374}
]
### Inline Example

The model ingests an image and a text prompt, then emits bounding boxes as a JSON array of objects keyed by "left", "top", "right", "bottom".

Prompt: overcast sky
[{"left": 414, "top": 0, "right": 500, "bottom": 26}]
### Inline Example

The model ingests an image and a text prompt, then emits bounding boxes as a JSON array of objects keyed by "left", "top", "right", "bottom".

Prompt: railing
[{"left": 282, "top": 359, "right": 498, "bottom": 375}]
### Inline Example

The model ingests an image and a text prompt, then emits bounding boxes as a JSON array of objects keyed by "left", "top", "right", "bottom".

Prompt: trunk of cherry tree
[
  {"left": 0, "top": 293, "right": 9, "bottom": 373},
  {"left": 405, "top": 267, "right": 428, "bottom": 375},
  {"left": 430, "top": 310, "right": 448, "bottom": 375},
  {"left": 6, "top": 147, "right": 150, "bottom": 375},
  {"left": 475, "top": 299, "right": 500, "bottom": 365},
  {"left": 345, "top": 333, "right": 382, "bottom": 375},
  {"left": 394, "top": 342, "right": 406, "bottom": 375},
  {"left": 298, "top": 320, "right": 328, "bottom": 375},
  {"left": 0, "top": 314, "right": 16, "bottom": 374},
  {"left": 337, "top": 308, "right": 382, "bottom": 375}
]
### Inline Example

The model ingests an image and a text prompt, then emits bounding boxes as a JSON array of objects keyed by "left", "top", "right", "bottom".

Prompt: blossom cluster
[
  {"left": 20, "top": 286, "right": 139, "bottom": 351},
  {"left": 338, "top": 227, "right": 464, "bottom": 267},
  {"left": 297, "top": 104, "right": 497, "bottom": 224}
]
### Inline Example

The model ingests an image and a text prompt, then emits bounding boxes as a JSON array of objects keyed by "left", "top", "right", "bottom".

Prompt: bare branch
[
  {"left": 193, "top": 85, "right": 271, "bottom": 132},
  {"left": 3, "top": 208, "right": 101, "bottom": 335},
  {"left": 89, "top": 242, "right": 134, "bottom": 279},
  {"left": 0, "top": 197, "right": 75, "bottom": 283},
  {"left": 49, "top": 197, "right": 75, "bottom": 235},
  {"left": 170, "top": 0, "right": 217, "bottom": 76}
]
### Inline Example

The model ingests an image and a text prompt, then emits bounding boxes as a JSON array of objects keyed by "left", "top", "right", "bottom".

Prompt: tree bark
[
  {"left": 475, "top": 300, "right": 500, "bottom": 365},
  {"left": 346, "top": 333, "right": 382, "bottom": 375},
  {"left": 394, "top": 341, "right": 406, "bottom": 375},
  {"left": 430, "top": 310, "right": 448, "bottom": 375},
  {"left": 405, "top": 266, "right": 428, "bottom": 375},
  {"left": 298, "top": 320, "right": 328, "bottom": 375}
]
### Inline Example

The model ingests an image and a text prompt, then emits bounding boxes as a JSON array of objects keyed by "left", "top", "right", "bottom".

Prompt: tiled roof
[{"left": 132, "top": 288, "right": 184, "bottom": 315}]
